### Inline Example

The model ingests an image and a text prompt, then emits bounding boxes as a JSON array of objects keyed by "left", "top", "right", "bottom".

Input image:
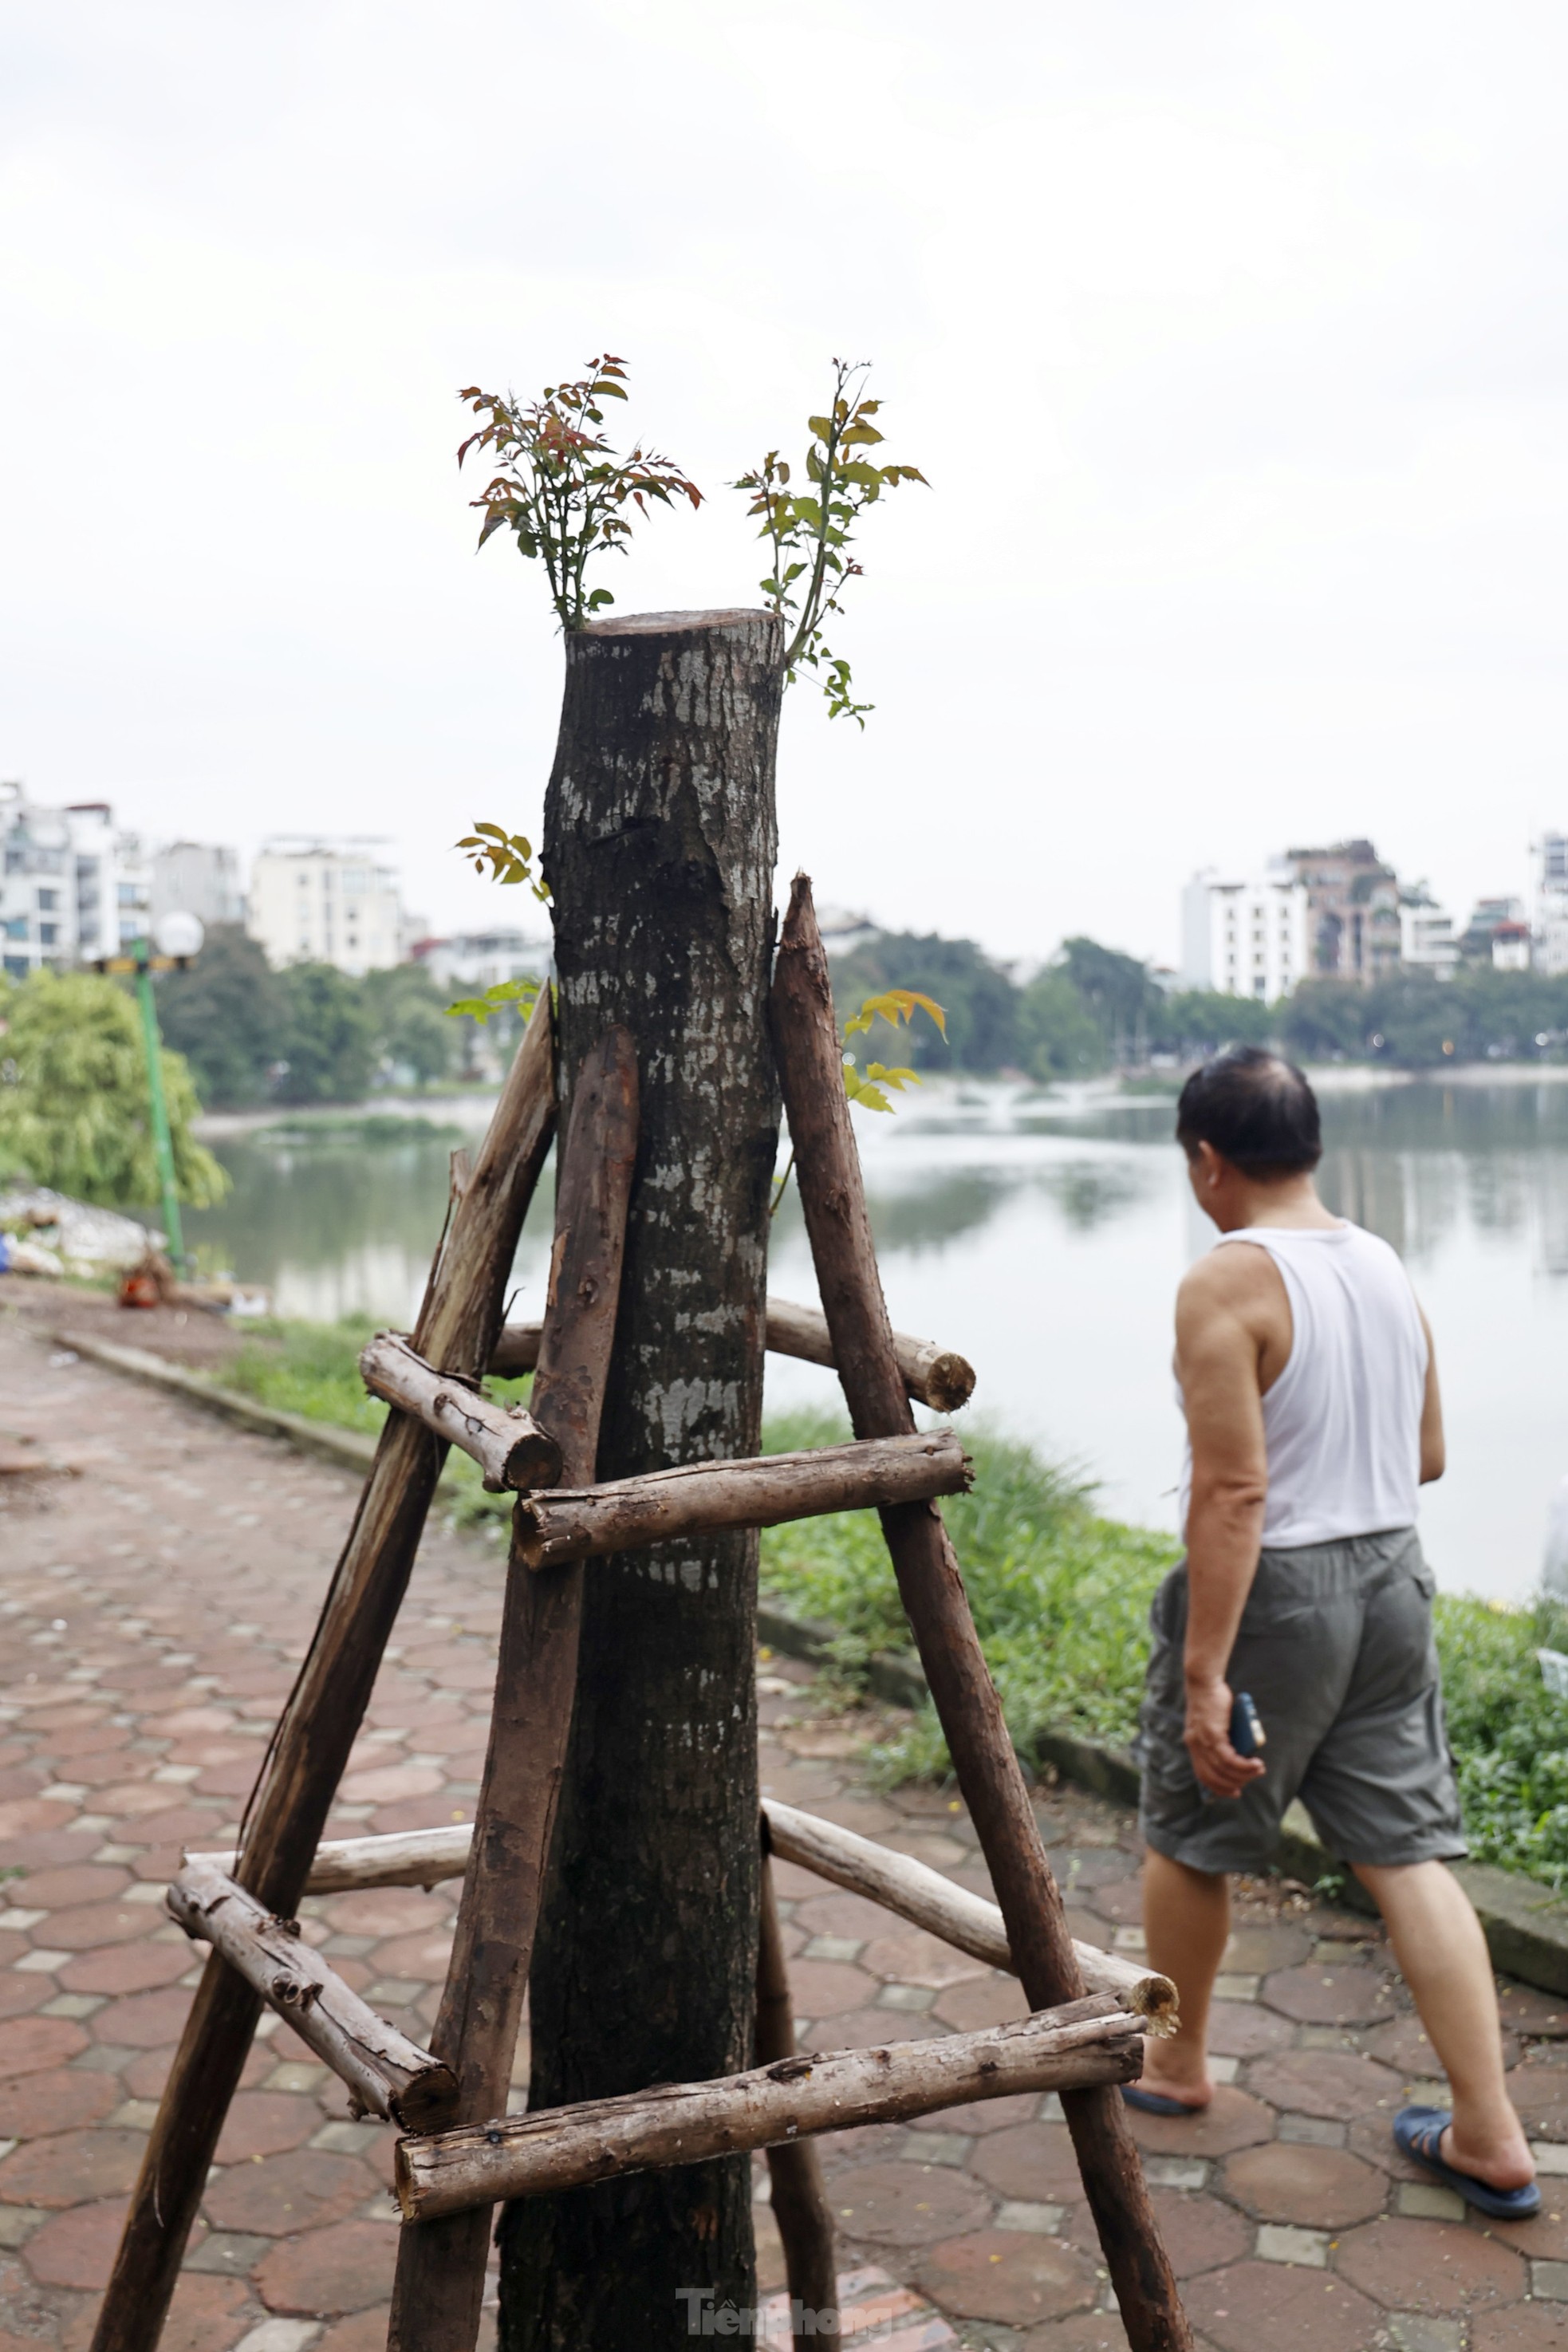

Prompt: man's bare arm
[
  {"left": 1176, "top": 1252, "right": 1272, "bottom": 1798},
  {"left": 1418, "top": 1306, "right": 1445, "bottom": 1484}
]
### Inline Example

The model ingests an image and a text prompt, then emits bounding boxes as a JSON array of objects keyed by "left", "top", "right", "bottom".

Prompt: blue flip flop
[
  {"left": 1394, "top": 2104, "right": 1541, "bottom": 2220},
  {"left": 1121, "top": 2085, "right": 1208, "bottom": 2118}
]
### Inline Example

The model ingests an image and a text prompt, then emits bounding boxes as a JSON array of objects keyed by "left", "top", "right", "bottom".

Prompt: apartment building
[
  {"left": 1535, "top": 833, "right": 1568, "bottom": 977},
  {"left": 0, "top": 783, "right": 151, "bottom": 980},
  {"left": 1282, "top": 839, "right": 1404, "bottom": 984},
  {"left": 1180, "top": 867, "right": 1309, "bottom": 999},
  {"left": 247, "top": 841, "right": 403, "bottom": 977}
]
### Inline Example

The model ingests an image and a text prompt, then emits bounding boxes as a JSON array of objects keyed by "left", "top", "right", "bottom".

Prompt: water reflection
[{"left": 184, "top": 1078, "right": 1568, "bottom": 1598}]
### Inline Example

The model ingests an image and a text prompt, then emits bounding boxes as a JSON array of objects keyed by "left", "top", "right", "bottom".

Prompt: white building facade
[
  {"left": 1399, "top": 894, "right": 1462, "bottom": 979},
  {"left": 152, "top": 841, "right": 245, "bottom": 931},
  {"left": 1180, "top": 867, "right": 1310, "bottom": 1000},
  {"left": 248, "top": 841, "right": 403, "bottom": 977},
  {"left": 412, "top": 928, "right": 552, "bottom": 995},
  {"left": 1535, "top": 833, "right": 1568, "bottom": 977},
  {"left": 1, "top": 784, "right": 152, "bottom": 980}
]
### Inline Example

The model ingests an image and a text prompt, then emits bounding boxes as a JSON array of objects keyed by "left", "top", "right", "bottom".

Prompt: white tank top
[{"left": 1179, "top": 1222, "right": 1429, "bottom": 1550}]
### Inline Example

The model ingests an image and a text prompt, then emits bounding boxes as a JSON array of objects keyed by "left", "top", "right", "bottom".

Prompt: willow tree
[{"left": 447, "top": 355, "right": 924, "bottom": 2349}]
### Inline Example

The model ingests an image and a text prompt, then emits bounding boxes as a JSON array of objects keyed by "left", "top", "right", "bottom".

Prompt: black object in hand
[{"left": 1230, "top": 1690, "right": 1266, "bottom": 1759}]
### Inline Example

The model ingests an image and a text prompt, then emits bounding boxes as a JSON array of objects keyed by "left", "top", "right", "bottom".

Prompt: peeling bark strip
[
  {"left": 501, "top": 610, "right": 783, "bottom": 2352},
  {"left": 512, "top": 1431, "right": 971, "bottom": 1569},
  {"left": 762, "top": 1800, "right": 1177, "bottom": 2031},
  {"left": 401, "top": 1996, "right": 1142, "bottom": 2222},
  {"left": 359, "top": 1332, "right": 562, "bottom": 1490},
  {"left": 756, "top": 1853, "right": 837, "bottom": 2349},
  {"left": 92, "top": 993, "right": 557, "bottom": 2352},
  {"left": 769, "top": 878, "right": 1194, "bottom": 2352},
  {"left": 388, "top": 1028, "right": 640, "bottom": 2352},
  {"left": 490, "top": 1294, "right": 976, "bottom": 1412},
  {"left": 166, "top": 1863, "right": 456, "bottom": 2129}
]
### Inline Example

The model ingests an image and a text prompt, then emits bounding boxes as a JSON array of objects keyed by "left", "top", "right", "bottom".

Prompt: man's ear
[{"left": 1194, "top": 1140, "right": 1223, "bottom": 1188}]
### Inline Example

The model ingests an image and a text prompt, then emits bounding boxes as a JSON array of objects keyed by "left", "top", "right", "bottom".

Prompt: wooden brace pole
[
  {"left": 91, "top": 988, "right": 558, "bottom": 2352},
  {"left": 396, "top": 1995, "right": 1143, "bottom": 2223},
  {"left": 762, "top": 1800, "right": 1177, "bottom": 2033},
  {"left": 756, "top": 1848, "right": 837, "bottom": 2348},
  {"left": 358, "top": 1333, "right": 562, "bottom": 1491},
  {"left": 490, "top": 1295, "right": 975, "bottom": 1413},
  {"left": 186, "top": 1799, "right": 1177, "bottom": 2029},
  {"left": 166, "top": 1863, "right": 456, "bottom": 2130},
  {"left": 512, "top": 1431, "right": 971, "bottom": 1570},
  {"left": 386, "top": 1025, "right": 640, "bottom": 2352},
  {"left": 769, "top": 876, "right": 1192, "bottom": 2352}
]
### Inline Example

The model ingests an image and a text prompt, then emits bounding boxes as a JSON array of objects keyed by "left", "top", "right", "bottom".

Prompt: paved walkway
[{"left": 1, "top": 1307, "right": 1567, "bottom": 2350}]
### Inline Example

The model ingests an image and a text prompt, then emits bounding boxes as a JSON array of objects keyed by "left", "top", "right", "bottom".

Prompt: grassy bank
[{"left": 226, "top": 1319, "right": 1568, "bottom": 1893}]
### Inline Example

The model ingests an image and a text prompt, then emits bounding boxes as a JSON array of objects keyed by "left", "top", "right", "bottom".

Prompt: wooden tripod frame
[{"left": 88, "top": 881, "right": 1192, "bottom": 2352}]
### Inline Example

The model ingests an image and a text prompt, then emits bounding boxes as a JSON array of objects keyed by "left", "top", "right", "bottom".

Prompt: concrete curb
[
  {"left": 758, "top": 1600, "right": 1568, "bottom": 1999},
  {"left": 46, "top": 1329, "right": 382, "bottom": 1478}
]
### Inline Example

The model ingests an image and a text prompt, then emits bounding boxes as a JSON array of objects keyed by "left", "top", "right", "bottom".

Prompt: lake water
[{"left": 186, "top": 1078, "right": 1568, "bottom": 1604}]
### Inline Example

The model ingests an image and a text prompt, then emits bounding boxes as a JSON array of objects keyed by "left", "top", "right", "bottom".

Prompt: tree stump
[{"left": 498, "top": 609, "right": 783, "bottom": 2351}]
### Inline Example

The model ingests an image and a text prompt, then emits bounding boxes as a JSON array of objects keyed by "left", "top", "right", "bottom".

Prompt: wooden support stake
[
  {"left": 358, "top": 1331, "right": 561, "bottom": 1491},
  {"left": 166, "top": 1862, "right": 456, "bottom": 2129},
  {"left": 763, "top": 1800, "right": 1177, "bottom": 2033},
  {"left": 397, "top": 1995, "right": 1141, "bottom": 2223},
  {"left": 187, "top": 1798, "right": 1177, "bottom": 2028},
  {"left": 513, "top": 1431, "right": 970, "bottom": 1570},
  {"left": 757, "top": 1848, "right": 837, "bottom": 2347},
  {"left": 91, "top": 989, "right": 557, "bottom": 2352},
  {"left": 769, "top": 876, "right": 1192, "bottom": 2352},
  {"left": 490, "top": 1294, "right": 975, "bottom": 1413},
  {"left": 387, "top": 1026, "right": 640, "bottom": 2352}
]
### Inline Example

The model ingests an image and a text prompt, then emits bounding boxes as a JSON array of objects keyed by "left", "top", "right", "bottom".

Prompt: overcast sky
[{"left": 3, "top": 1, "right": 1566, "bottom": 967}]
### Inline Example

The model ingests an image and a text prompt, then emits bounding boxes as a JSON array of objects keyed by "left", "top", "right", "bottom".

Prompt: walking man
[{"left": 1133, "top": 1045, "right": 1538, "bottom": 2217}]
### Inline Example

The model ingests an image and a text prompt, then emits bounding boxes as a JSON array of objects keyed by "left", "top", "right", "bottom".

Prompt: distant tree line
[
  {"left": 137, "top": 924, "right": 1568, "bottom": 1113},
  {"left": 833, "top": 932, "right": 1568, "bottom": 1078},
  {"left": 153, "top": 925, "right": 478, "bottom": 1108}
]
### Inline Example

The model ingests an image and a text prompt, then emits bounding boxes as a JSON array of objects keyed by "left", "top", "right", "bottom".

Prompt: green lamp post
[{"left": 130, "top": 911, "right": 205, "bottom": 1274}]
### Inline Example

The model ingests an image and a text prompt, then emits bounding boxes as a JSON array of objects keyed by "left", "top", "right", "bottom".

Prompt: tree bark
[
  {"left": 404, "top": 1995, "right": 1141, "bottom": 2220},
  {"left": 91, "top": 992, "right": 556, "bottom": 2352},
  {"left": 358, "top": 1334, "right": 561, "bottom": 1491},
  {"left": 756, "top": 1853, "right": 837, "bottom": 2346},
  {"left": 511, "top": 1431, "right": 969, "bottom": 1570},
  {"left": 388, "top": 1027, "right": 639, "bottom": 2352},
  {"left": 769, "top": 877, "right": 1192, "bottom": 2352},
  {"left": 166, "top": 1863, "right": 456, "bottom": 2129},
  {"left": 498, "top": 609, "right": 783, "bottom": 2352}
]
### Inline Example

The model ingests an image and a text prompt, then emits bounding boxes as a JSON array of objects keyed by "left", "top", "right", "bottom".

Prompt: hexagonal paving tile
[{"left": 913, "top": 2228, "right": 1097, "bottom": 2323}]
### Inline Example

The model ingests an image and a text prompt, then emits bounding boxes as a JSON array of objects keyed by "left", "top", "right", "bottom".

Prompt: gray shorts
[{"left": 1137, "top": 1525, "right": 1468, "bottom": 1876}]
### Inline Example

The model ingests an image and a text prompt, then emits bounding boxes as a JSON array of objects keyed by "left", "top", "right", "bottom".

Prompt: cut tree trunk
[
  {"left": 358, "top": 1333, "right": 561, "bottom": 1491},
  {"left": 388, "top": 1026, "right": 639, "bottom": 2352},
  {"left": 498, "top": 609, "right": 783, "bottom": 2352},
  {"left": 403, "top": 1995, "right": 1141, "bottom": 2220},
  {"left": 166, "top": 1863, "right": 455, "bottom": 2129},
  {"left": 511, "top": 1431, "right": 970, "bottom": 1570},
  {"left": 756, "top": 1853, "right": 837, "bottom": 2347},
  {"left": 91, "top": 991, "right": 557, "bottom": 2352},
  {"left": 490, "top": 1295, "right": 975, "bottom": 1411},
  {"left": 769, "top": 877, "right": 1192, "bottom": 2352}
]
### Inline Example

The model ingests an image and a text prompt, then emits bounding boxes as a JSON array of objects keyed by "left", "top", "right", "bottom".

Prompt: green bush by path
[
  {"left": 759, "top": 1411, "right": 1568, "bottom": 1894},
  {"left": 207, "top": 1327, "right": 1568, "bottom": 1893},
  {"left": 758, "top": 1410, "right": 1178, "bottom": 1776}
]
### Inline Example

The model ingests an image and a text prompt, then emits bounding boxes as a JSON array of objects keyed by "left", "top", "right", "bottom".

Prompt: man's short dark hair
[{"left": 1175, "top": 1045, "right": 1322, "bottom": 1179}]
